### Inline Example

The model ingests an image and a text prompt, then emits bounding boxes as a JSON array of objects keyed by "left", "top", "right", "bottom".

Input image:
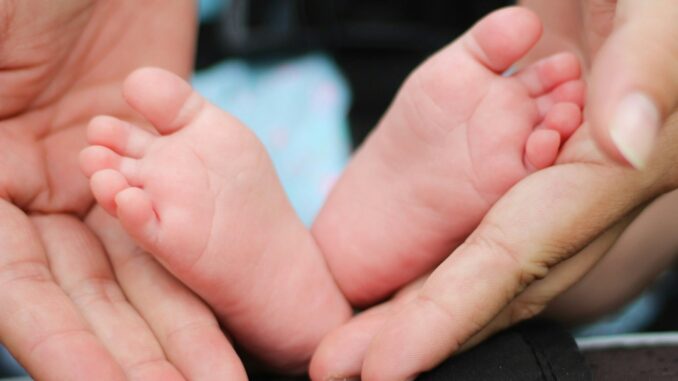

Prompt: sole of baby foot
[
  {"left": 81, "top": 68, "right": 351, "bottom": 371},
  {"left": 313, "top": 6, "right": 585, "bottom": 307}
]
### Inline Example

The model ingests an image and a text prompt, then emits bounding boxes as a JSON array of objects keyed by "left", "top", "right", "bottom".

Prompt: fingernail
[{"left": 609, "top": 92, "right": 660, "bottom": 169}]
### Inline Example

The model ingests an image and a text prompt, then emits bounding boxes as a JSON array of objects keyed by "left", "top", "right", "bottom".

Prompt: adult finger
[
  {"left": 86, "top": 206, "right": 248, "bottom": 381},
  {"left": 31, "top": 214, "right": 185, "bottom": 381},
  {"left": 588, "top": 0, "right": 678, "bottom": 168},
  {"left": 362, "top": 158, "right": 660, "bottom": 381},
  {"left": 461, "top": 211, "right": 638, "bottom": 350},
  {"left": 0, "top": 200, "right": 125, "bottom": 381},
  {"left": 312, "top": 184, "right": 661, "bottom": 381},
  {"left": 310, "top": 279, "right": 425, "bottom": 381}
]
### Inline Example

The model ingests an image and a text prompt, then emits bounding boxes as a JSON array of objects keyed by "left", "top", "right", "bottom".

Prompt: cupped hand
[
  {"left": 0, "top": 0, "right": 195, "bottom": 213},
  {"left": 0, "top": 1, "right": 247, "bottom": 379},
  {"left": 0, "top": 204, "right": 246, "bottom": 380},
  {"left": 310, "top": 2, "right": 678, "bottom": 379},
  {"left": 311, "top": 113, "right": 678, "bottom": 381}
]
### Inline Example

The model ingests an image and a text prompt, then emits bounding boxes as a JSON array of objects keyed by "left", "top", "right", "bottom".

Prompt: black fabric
[
  {"left": 250, "top": 320, "right": 591, "bottom": 381},
  {"left": 418, "top": 320, "right": 591, "bottom": 381},
  {"left": 584, "top": 346, "right": 678, "bottom": 380},
  {"left": 645, "top": 270, "right": 678, "bottom": 332},
  {"left": 211, "top": 0, "right": 511, "bottom": 57}
]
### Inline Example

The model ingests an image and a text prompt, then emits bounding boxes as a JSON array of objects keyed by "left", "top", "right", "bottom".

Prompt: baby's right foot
[
  {"left": 80, "top": 68, "right": 351, "bottom": 371},
  {"left": 313, "top": 7, "right": 585, "bottom": 306}
]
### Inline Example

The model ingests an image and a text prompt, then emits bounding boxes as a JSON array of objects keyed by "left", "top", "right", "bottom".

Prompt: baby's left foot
[
  {"left": 80, "top": 68, "right": 351, "bottom": 371},
  {"left": 313, "top": 7, "right": 585, "bottom": 306}
]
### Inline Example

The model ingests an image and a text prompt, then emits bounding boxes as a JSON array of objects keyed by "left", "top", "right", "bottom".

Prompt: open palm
[
  {"left": 0, "top": 0, "right": 195, "bottom": 214},
  {"left": 0, "top": 1, "right": 247, "bottom": 380}
]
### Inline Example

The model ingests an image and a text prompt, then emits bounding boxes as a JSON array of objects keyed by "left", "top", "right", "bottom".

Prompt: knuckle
[
  {"left": 467, "top": 221, "right": 549, "bottom": 287},
  {"left": 415, "top": 294, "right": 465, "bottom": 350},
  {"left": 67, "top": 276, "right": 126, "bottom": 307},
  {"left": 467, "top": 221, "right": 522, "bottom": 269},
  {"left": 508, "top": 300, "right": 546, "bottom": 325}
]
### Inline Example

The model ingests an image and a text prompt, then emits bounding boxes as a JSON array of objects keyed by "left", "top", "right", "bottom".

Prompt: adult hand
[
  {"left": 0, "top": 205, "right": 245, "bottom": 380},
  {"left": 311, "top": 115, "right": 678, "bottom": 381},
  {"left": 521, "top": 0, "right": 678, "bottom": 169},
  {"left": 0, "top": 0, "right": 194, "bottom": 212},
  {"left": 0, "top": 1, "right": 247, "bottom": 379},
  {"left": 310, "top": 1, "right": 678, "bottom": 377}
]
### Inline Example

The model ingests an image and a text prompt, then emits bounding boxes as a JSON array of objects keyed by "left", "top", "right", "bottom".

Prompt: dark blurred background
[{"left": 196, "top": 0, "right": 511, "bottom": 147}]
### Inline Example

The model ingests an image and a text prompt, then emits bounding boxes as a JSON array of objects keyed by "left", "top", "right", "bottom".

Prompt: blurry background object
[{"left": 198, "top": 0, "right": 511, "bottom": 145}]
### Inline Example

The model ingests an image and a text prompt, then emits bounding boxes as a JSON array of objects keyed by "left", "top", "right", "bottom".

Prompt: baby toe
[
  {"left": 80, "top": 146, "right": 142, "bottom": 185},
  {"left": 123, "top": 68, "right": 204, "bottom": 135},
  {"left": 465, "top": 7, "right": 543, "bottom": 73},
  {"left": 88, "top": 116, "right": 154, "bottom": 158},
  {"left": 542, "top": 102, "right": 583, "bottom": 140},
  {"left": 90, "top": 169, "right": 130, "bottom": 216},
  {"left": 536, "top": 80, "right": 586, "bottom": 118},
  {"left": 525, "top": 129, "right": 561, "bottom": 170},
  {"left": 516, "top": 52, "right": 581, "bottom": 97},
  {"left": 115, "top": 187, "right": 159, "bottom": 250},
  {"left": 80, "top": 146, "right": 124, "bottom": 177}
]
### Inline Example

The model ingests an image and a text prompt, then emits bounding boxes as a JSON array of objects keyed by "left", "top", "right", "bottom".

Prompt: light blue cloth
[
  {"left": 199, "top": 0, "right": 228, "bottom": 21},
  {"left": 0, "top": 347, "right": 24, "bottom": 377},
  {"left": 574, "top": 290, "right": 662, "bottom": 337},
  {"left": 198, "top": 1, "right": 353, "bottom": 225},
  {"left": 574, "top": 271, "right": 676, "bottom": 337},
  {"left": 192, "top": 53, "right": 352, "bottom": 225}
]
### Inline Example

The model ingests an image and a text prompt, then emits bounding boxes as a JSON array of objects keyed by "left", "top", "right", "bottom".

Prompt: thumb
[{"left": 588, "top": 0, "right": 678, "bottom": 169}]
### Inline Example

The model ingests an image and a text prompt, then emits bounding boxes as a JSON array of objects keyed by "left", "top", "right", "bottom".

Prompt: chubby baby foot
[
  {"left": 313, "top": 7, "right": 585, "bottom": 306},
  {"left": 80, "top": 68, "right": 351, "bottom": 371}
]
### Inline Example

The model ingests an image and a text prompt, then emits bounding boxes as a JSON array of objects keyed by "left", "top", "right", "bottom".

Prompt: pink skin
[
  {"left": 312, "top": 7, "right": 584, "bottom": 307},
  {"left": 79, "top": 68, "right": 352, "bottom": 372},
  {"left": 79, "top": 7, "right": 583, "bottom": 376}
]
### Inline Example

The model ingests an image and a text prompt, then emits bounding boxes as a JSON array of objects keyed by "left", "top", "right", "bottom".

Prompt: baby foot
[
  {"left": 80, "top": 68, "right": 351, "bottom": 371},
  {"left": 313, "top": 7, "right": 585, "bottom": 306}
]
